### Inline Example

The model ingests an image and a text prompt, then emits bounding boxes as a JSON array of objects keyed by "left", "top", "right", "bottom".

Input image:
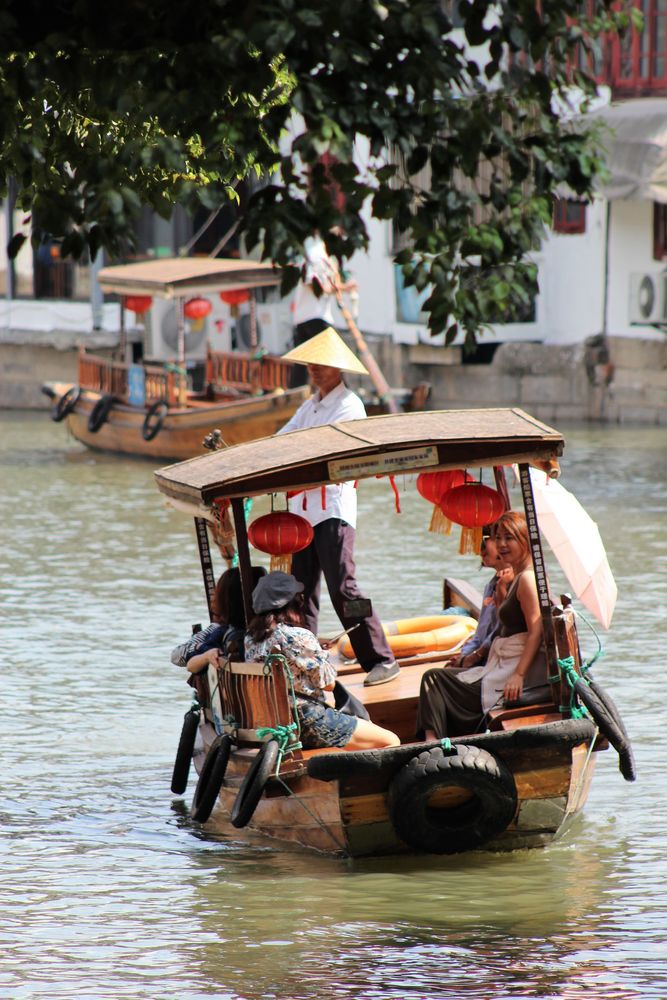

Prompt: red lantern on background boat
[
  {"left": 184, "top": 297, "right": 213, "bottom": 320},
  {"left": 123, "top": 295, "right": 153, "bottom": 315},
  {"left": 416, "top": 469, "right": 472, "bottom": 534},
  {"left": 248, "top": 511, "right": 314, "bottom": 573},
  {"left": 439, "top": 482, "right": 506, "bottom": 555},
  {"left": 220, "top": 289, "right": 251, "bottom": 306}
]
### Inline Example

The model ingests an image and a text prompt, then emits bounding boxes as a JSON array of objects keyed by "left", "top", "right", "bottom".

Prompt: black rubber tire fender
[
  {"left": 52, "top": 385, "right": 81, "bottom": 422},
  {"left": 387, "top": 744, "right": 518, "bottom": 854},
  {"left": 191, "top": 734, "right": 233, "bottom": 823},
  {"left": 170, "top": 706, "right": 201, "bottom": 795},
  {"left": 307, "top": 718, "right": 598, "bottom": 783},
  {"left": 574, "top": 676, "right": 636, "bottom": 782},
  {"left": 142, "top": 400, "right": 169, "bottom": 442},
  {"left": 230, "top": 739, "right": 280, "bottom": 829},
  {"left": 87, "top": 393, "right": 114, "bottom": 433}
]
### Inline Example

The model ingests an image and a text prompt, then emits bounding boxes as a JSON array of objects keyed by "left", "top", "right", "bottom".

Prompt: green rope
[
  {"left": 556, "top": 655, "right": 588, "bottom": 719},
  {"left": 440, "top": 738, "right": 452, "bottom": 751},
  {"left": 256, "top": 723, "right": 302, "bottom": 772}
]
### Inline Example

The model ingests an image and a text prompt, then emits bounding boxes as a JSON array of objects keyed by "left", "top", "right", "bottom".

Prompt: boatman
[{"left": 278, "top": 327, "right": 400, "bottom": 686}]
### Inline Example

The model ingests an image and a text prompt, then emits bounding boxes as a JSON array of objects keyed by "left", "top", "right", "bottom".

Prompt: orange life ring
[{"left": 339, "top": 614, "right": 477, "bottom": 659}]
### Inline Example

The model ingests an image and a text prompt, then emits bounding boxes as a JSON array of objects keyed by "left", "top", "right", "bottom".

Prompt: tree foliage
[{"left": 0, "top": 0, "right": 633, "bottom": 343}]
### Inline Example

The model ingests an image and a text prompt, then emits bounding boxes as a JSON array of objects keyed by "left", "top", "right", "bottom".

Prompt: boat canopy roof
[
  {"left": 98, "top": 257, "right": 282, "bottom": 299},
  {"left": 154, "top": 408, "right": 564, "bottom": 514}
]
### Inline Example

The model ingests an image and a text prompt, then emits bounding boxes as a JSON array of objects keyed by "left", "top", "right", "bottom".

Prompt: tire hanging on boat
[
  {"left": 170, "top": 705, "right": 201, "bottom": 795},
  {"left": 87, "top": 393, "right": 114, "bottom": 433},
  {"left": 52, "top": 386, "right": 81, "bottom": 422},
  {"left": 387, "top": 744, "right": 518, "bottom": 854},
  {"left": 574, "top": 676, "right": 636, "bottom": 782},
  {"left": 191, "top": 734, "right": 233, "bottom": 823},
  {"left": 142, "top": 400, "right": 169, "bottom": 441},
  {"left": 230, "top": 739, "right": 280, "bottom": 829}
]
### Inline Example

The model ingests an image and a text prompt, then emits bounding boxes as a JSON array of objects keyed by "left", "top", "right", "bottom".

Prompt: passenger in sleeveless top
[{"left": 416, "top": 511, "right": 548, "bottom": 740}]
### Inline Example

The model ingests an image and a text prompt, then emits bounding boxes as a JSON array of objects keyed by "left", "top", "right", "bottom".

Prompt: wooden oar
[{"left": 335, "top": 290, "right": 399, "bottom": 414}]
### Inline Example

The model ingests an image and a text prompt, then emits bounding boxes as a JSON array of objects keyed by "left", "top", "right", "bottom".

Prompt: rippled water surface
[{"left": 2, "top": 412, "right": 666, "bottom": 999}]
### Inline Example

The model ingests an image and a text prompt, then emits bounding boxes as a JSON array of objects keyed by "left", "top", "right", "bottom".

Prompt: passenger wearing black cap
[{"left": 245, "top": 572, "right": 399, "bottom": 751}]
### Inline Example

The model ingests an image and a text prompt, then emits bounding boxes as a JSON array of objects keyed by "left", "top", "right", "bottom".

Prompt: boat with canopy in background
[
  {"left": 42, "top": 257, "right": 310, "bottom": 460},
  {"left": 156, "top": 407, "right": 635, "bottom": 856}
]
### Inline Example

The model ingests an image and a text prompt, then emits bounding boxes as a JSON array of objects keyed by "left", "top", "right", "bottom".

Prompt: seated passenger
[
  {"left": 245, "top": 571, "right": 399, "bottom": 751},
  {"left": 448, "top": 536, "right": 512, "bottom": 670},
  {"left": 416, "top": 511, "right": 548, "bottom": 740},
  {"left": 171, "top": 566, "right": 266, "bottom": 674}
]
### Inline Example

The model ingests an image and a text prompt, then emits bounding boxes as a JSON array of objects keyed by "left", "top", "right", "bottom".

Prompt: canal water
[{"left": 1, "top": 412, "right": 665, "bottom": 1000}]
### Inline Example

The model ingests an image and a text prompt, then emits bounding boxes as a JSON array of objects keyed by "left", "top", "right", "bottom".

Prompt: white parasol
[{"left": 529, "top": 468, "right": 617, "bottom": 629}]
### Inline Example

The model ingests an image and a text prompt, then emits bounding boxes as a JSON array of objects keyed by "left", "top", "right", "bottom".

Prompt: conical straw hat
[{"left": 281, "top": 326, "right": 369, "bottom": 375}]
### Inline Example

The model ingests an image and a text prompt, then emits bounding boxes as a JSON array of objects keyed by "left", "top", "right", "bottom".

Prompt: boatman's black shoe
[{"left": 364, "top": 662, "right": 400, "bottom": 686}]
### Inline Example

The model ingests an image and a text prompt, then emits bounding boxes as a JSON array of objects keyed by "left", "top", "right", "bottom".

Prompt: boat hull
[
  {"left": 192, "top": 721, "right": 600, "bottom": 857},
  {"left": 46, "top": 383, "right": 308, "bottom": 460}
]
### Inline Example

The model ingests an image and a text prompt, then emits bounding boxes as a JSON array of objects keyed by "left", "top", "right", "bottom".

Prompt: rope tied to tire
[
  {"left": 555, "top": 655, "right": 590, "bottom": 718},
  {"left": 256, "top": 723, "right": 302, "bottom": 773}
]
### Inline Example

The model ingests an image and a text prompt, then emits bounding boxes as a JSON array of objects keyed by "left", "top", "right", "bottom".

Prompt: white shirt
[
  {"left": 292, "top": 235, "right": 337, "bottom": 326},
  {"left": 278, "top": 381, "right": 366, "bottom": 528}
]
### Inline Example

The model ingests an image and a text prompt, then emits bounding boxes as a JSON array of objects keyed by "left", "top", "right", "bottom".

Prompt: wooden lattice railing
[
  {"left": 205, "top": 349, "right": 293, "bottom": 393},
  {"left": 77, "top": 349, "right": 186, "bottom": 406}
]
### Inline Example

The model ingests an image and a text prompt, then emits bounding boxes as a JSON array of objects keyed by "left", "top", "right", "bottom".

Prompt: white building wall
[{"left": 607, "top": 199, "right": 665, "bottom": 341}]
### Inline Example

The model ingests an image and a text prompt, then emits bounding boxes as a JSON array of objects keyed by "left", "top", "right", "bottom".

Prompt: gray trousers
[{"left": 291, "top": 518, "right": 395, "bottom": 673}]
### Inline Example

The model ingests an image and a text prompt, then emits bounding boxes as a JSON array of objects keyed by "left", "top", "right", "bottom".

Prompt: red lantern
[
  {"left": 248, "top": 511, "right": 313, "bottom": 573},
  {"left": 220, "top": 289, "right": 250, "bottom": 306},
  {"left": 416, "top": 470, "right": 472, "bottom": 535},
  {"left": 124, "top": 295, "right": 153, "bottom": 315},
  {"left": 440, "top": 483, "right": 506, "bottom": 555},
  {"left": 184, "top": 297, "right": 212, "bottom": 320}
]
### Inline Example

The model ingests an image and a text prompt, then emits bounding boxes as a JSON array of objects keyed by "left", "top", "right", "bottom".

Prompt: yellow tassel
[
  {"left": 459, "top": 525, "right": 483, "bottom": 556},
  {"left": 269, "top": 553, "right": 292, "bottom": 573},
  {"left": 428, "top": 506, "right": 452, "bottom": 535}
]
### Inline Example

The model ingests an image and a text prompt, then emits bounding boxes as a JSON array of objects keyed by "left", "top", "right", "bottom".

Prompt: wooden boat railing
[
  {"left": 205, "top": 349, "right": 293, "bottom": 393},
  {"left": 77, "top": 349, "right": 185, "bottom": 406}
]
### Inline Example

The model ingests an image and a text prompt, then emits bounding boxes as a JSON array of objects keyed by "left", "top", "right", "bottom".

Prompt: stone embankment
[{"left": 1, "top": 329, "right": 665, "bottom": 425}]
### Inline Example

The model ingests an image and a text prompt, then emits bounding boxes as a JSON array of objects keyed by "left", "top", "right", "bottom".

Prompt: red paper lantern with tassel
[
  {"left": 440, "top": 483, "right": 506, "bottom": 555},
  {"left": 248, "top": 511, "right": 313, "bottom": 573},
  {"left": 416, "top": 470, "right": 472, "bottom": 534},
  {"left": 184, "top": 297, "right": 212, "bottom": 320}
]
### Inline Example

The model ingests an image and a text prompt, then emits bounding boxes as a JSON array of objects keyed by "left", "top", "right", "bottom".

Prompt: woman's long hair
[
  {"left": 213, "top": 566, "right": 266, "bottom": 627},
  {"left": 247, "top": 595, "right": 305, "bottom": 644}
]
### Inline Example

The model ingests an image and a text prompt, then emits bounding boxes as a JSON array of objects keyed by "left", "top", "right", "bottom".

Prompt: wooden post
[
  {"left": 335, "top": 290, "right": 399, "bottom": 414},
  {"left": 231, "top": 497, "right": 254, "bottom": 625},
  {"left": 518, "top": 463, "right": 559, "bottom": 680},
  {"left": 194, "top": 517, "right": 217, "bottom": 620}
]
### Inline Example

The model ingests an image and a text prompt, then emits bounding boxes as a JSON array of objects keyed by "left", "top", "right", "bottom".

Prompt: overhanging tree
[{"left": 0, "top": 0, "right": 634, "bottom": 344}]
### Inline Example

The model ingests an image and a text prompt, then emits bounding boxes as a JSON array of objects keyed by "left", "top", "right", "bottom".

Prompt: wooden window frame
[{"left": 553, "top": 199, "right": 587, "bottom": 235}]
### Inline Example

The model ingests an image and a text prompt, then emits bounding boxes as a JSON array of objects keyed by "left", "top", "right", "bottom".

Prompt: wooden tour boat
[
  {"left": 43, "top": 257, "right": 310, "bottom": 461},
  {"left": 157, "top": 407, "right": 635, "bottom": 856}
]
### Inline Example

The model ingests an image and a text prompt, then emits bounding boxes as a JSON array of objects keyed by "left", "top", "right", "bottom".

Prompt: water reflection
[{"left": 2, "top": 413, "right": 667, "bottom": 999}]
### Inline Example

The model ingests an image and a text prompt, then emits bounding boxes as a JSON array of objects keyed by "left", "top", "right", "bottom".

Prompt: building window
[
  {"left": 553, "top": 199, "right": 587, "bottom": 234},
  {"left": 653, "top": 202, "right": 667, "bottom": 259}
]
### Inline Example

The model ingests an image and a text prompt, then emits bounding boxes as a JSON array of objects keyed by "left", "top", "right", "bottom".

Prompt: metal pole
[
  {"left": 231, "top": 497, "right": 254, "bottom": 625},
  {"left": 335, "top": 290, "right": 398, "bottom": 413},
  {"left": 90, "top": 248, "right": 104, "bottom": 331},
  {"left": 518, "top": 463, "right": 559, "bottom": 680}
]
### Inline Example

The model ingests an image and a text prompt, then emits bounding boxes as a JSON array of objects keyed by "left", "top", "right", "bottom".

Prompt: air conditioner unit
[
  {"left": 629, "top": 272, "right": 667, "bottom": 324},
  {"left": 232, "top": 297, "right": 294, "bottom": 355},
  {"left": 143, "top": 298, "right": 209, "bottom": 362}
]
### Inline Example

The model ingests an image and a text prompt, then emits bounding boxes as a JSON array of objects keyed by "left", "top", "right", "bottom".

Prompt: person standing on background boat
[
  {"left": 290, "top": 231, "right": 357, "bottom": 388},
  {"left": 278, "top": 327, "right": 401, "bottom": 687}
]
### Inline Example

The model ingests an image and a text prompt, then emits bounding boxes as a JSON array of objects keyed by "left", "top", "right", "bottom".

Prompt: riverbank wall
[{"left": 1, "top": 330, "right": 666, "bottom": 425}]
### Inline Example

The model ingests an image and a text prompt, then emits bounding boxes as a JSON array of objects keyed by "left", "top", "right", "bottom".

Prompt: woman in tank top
[{"left": 416, "top": 510, "right": 548, "bottom": 740}]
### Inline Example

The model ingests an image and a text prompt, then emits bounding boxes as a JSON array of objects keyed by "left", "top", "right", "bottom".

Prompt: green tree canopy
[{"left": 0, "top": 0, "right": 632, "bottom": 343}]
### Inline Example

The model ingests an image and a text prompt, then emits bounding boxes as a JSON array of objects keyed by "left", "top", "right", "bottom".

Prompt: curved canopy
[
  {"left": 154, "top": 407, "right": 564, "bottom": 512},
  {"left": 98, "top": 257, "right": 282, "bottom": 299}
]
